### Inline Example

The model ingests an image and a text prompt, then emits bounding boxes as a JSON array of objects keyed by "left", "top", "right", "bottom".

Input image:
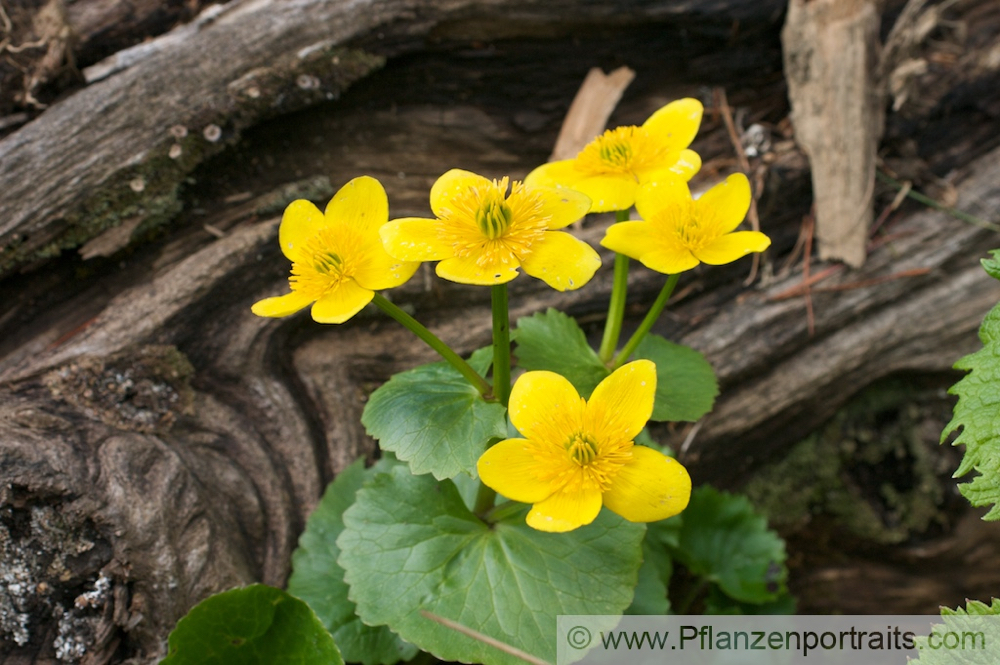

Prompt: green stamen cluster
[
  {"left": 566, "top": 433, "right": 599, "bottom": 465},
  {"left": 476, "top": 197, "right": 514, "bottom": 239}
]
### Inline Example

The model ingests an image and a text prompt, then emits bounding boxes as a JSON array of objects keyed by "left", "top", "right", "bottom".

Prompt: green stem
[
  {"left": 876, "top": 170, "right": 1000, "bottom": 232},
  {"left": 483, "top": 500, "right": 525, "bottom": 524},
  {"left": 491, "top": 284, "right": 512, "bottom": 407},
  {"left": 372, "top": 293, "right": 492, "bottom": 398},
  {"left": 675, "top": 577, "right": 709, "bottom": 615},
  {"left": 473, "top": 482, "right": 497, "bottom": 517},
  {"left": 612, "top": 273, "right": 680, "bottom": 368},
  {"left": 598, "top": 210, "right": 633, "bottom": 363}
]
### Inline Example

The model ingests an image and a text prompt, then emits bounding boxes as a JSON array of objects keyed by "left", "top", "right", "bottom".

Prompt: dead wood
[
  {"left": 782, "top": 0, "right": 884, "bottom": 267},
  {"left": 1, "top": 0, "right": 1000, "bottom": 661}
]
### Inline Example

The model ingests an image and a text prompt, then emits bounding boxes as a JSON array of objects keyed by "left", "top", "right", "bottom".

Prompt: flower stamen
[{"left": 289, "top": 226, "right": 362, "bottom": 299}]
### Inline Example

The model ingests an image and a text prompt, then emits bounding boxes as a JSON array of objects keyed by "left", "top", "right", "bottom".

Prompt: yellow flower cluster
[
  {"left": 251, "top": 98, "right": 770, "bottom": 324},
  {"left": 250, "top": 97, "right": 771, "bottom": 533}
]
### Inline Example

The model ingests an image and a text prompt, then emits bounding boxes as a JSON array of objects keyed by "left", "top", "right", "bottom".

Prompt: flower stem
[
  {"left": 473, "top": 482, "right": 497, "bottom": 517},
  {"left": 372, "top": 293, "right": 492, "bottom": 398},
  {"left": 598, "top": 210, "right": 633, "bottom": 364},
  {"left": 612, "top": 273, "right": 680, "bottom": 368},
  {"left": 491, "top": 284, "right": 511, "bottom": 407},
  {"left": 675, "top": 577, "right": 709, "bottom": 615},
  {"left": 482, "top": 500, "right": 525, "bottom": 524}
]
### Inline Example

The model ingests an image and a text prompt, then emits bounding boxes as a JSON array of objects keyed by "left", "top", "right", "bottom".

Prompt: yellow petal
[
  {"left": 380, "top": 218, "right": 452, "bottom": 261},
  {"left": 694, "top": 231, "right": 771, "bottom": 266},
  {"left": 531, "top": 186, "right": 592, "bottom": 230},
  {"left": 571, "top": 174, "right": 639, "bottom": 213},
  {"left": 325, "top": 176, "right": 388, "bottom": 237},
  {"left": 523, "top": 160, "right": 583, "bottom": 190},
  {"left": 279, "top": 200, "right": 325, "bottom": 263},
  {"left": 526, "top": 486, "right": 603, "bottom": 533},
  {"left": 353, "top": 243, "right": 420, "bottom": 291},
  {"left": 586, "top": 360, "right": 656, "bottom": 444},
  {"left": 670, "top": 149, "right": 702, "bottom": 181},
  {"left": 508, "top": 371, "right": 584, "bottom": 448},
  {"left": 602, "top": 446, "right": 691, "bottom": 523},
  {"left": 477, "top": 439, "right": 553, "bottom": 504},
  {"left": 637, "top": 149, "right": 702, "bottom": 183},
  {"left": 520, "top": 231, "right": 601, "bottom": 291},
  {"left": 310, "top": 281, "right": 374, "bottom": 323},
  {"left": 430, "top": 169, "right": 491, "bottom": 217},
  {"left": 633, "top": 178, "right": 691, "bottom": 223},
  {"left": 251, "top": 291, "right": 314, "bottom": 318},
  {"left": 640, "top": 245, "right": 700, "bottom": 274},
  {"left": 435, "top": 255, "right": 520, "bottom": 286},
  {"left": 642, "top": 98, "right": 703, "bottom": 152},
  {"left": 600, "top": 220, "right": 654, "bottom": 261},
  {"left": 696, "top": 173, "right": 751, "bottom": 234}
]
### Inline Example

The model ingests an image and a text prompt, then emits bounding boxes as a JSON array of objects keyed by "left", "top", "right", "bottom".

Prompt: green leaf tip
[{"left": 981, "top": 249, "right": 1000, "bottom": 282}]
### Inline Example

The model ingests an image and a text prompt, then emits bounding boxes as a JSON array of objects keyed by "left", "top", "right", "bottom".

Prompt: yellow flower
[
  {"left": 252, "top": 176, "right": 419, "bottom": 323},
  {"left": 601, "top": 173, "right": 770, "bottom": 274},
  {"left": 379, "top": 169, "right": 600, "bottom": 290},
  {"left": 477, "top": 361, "right": 691, "bottom": 533},
  {"left": 524, "top": 98, "right": 704, "bottom": 212}
]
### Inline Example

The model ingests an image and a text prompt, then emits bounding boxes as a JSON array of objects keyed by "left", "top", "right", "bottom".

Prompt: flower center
[
  {"left": 437, "top": 178, "right": 550, "bottom": 269},
  {"left": 475, "top": 192, "right": 514, "bottom": 240},
  {"left": 314, "top": 251, "right": 344, "bottom": 275},
  {"left": 565, "top": 433, "right": 599, "bottom": 466},
  {"left": 289, "top": 226, "right": 361, "bottom": 299},
  {"left": 656, "top": 200, "right": 722, "bottom": 254},
  {"left": 574, "top": 126, "right": 670, "bottom": 179}
]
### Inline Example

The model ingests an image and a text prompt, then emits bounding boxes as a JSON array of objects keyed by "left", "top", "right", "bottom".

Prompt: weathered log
[
  {"left": 0, "top": 0, "right": 786, "bottom": 280},
  {"left": 2, "top": 0, "right": 1000, "bottom": 661}
]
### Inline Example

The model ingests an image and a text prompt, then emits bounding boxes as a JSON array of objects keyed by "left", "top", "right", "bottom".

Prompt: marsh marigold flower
[
  {"left": 601, "top": 173, "right": 770, "bottom": 274},
  {"left": 252, "top": 176, "right": 419, "bottom": 323},
  {"left": 524, "top": 98, "right": 703, "bottom": 212},
  {"left": 477, "top": 360, "right": 691, "bottom": 533},
  {"left": 379, "top": 169, "right": 600, "bottom": 290}
]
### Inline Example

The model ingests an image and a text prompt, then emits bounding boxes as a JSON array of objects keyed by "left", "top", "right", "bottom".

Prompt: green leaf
[
  {"left": 288, "top": 458, "right": 417, "bottom": 665},
  {"left": 982, "top": 249, "right": 1000, "bottom": 280},
  {"left": 702, "top": 586, "right": 796, "bottom": 615},
  {"left": 626, "top": 540, "right": 672, "bottom": 615},
  {"left": 634, "top": 334, "right": 718, "bottom": 422},
  {"left": 670, "top": 486, "right": 787, "bottom": 604},
  {"left": 943, "top": 257, "right": 1000, "bottom": 518},
  {"left": 338, "top": 466, "right": 645, "bottom": 665},
  {"left": 161, "top": 584, "right": 343, "bottom": 665},
  {"left": 513, "top": 308, "right": 609, "bottom": 397},
  {"left": 361, "top": 348, "right": 506, "bottom": 480},
  {"left": 910, "top": 599, "right": 1000, "bottom": 664}
]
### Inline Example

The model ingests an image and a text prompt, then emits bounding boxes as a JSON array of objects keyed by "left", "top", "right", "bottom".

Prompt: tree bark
[{"left": 2, "top": 0, "right": 1000, "bottom": 661}]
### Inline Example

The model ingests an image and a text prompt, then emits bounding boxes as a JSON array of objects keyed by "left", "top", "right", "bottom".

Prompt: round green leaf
[
  {"left": 288, "top": 458, "right": 417, "bottom": 665},
  {"left": 338, "top": 466, "right": 645, "bottom": 665},
  {"left": 361, "top": 349, "right": 506, "bottom": 480},
  {"left": 670, "top": 486, "right": 787, "bottom": 604},
  {"left": 514, "top": 309, "right": 609, "bottom": 398},
  {"left": 161, "top": 584, "right": 342, "bottom": 665},
  {"left": 634, "top": 334, "right": 718, "bottom": 422}
]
